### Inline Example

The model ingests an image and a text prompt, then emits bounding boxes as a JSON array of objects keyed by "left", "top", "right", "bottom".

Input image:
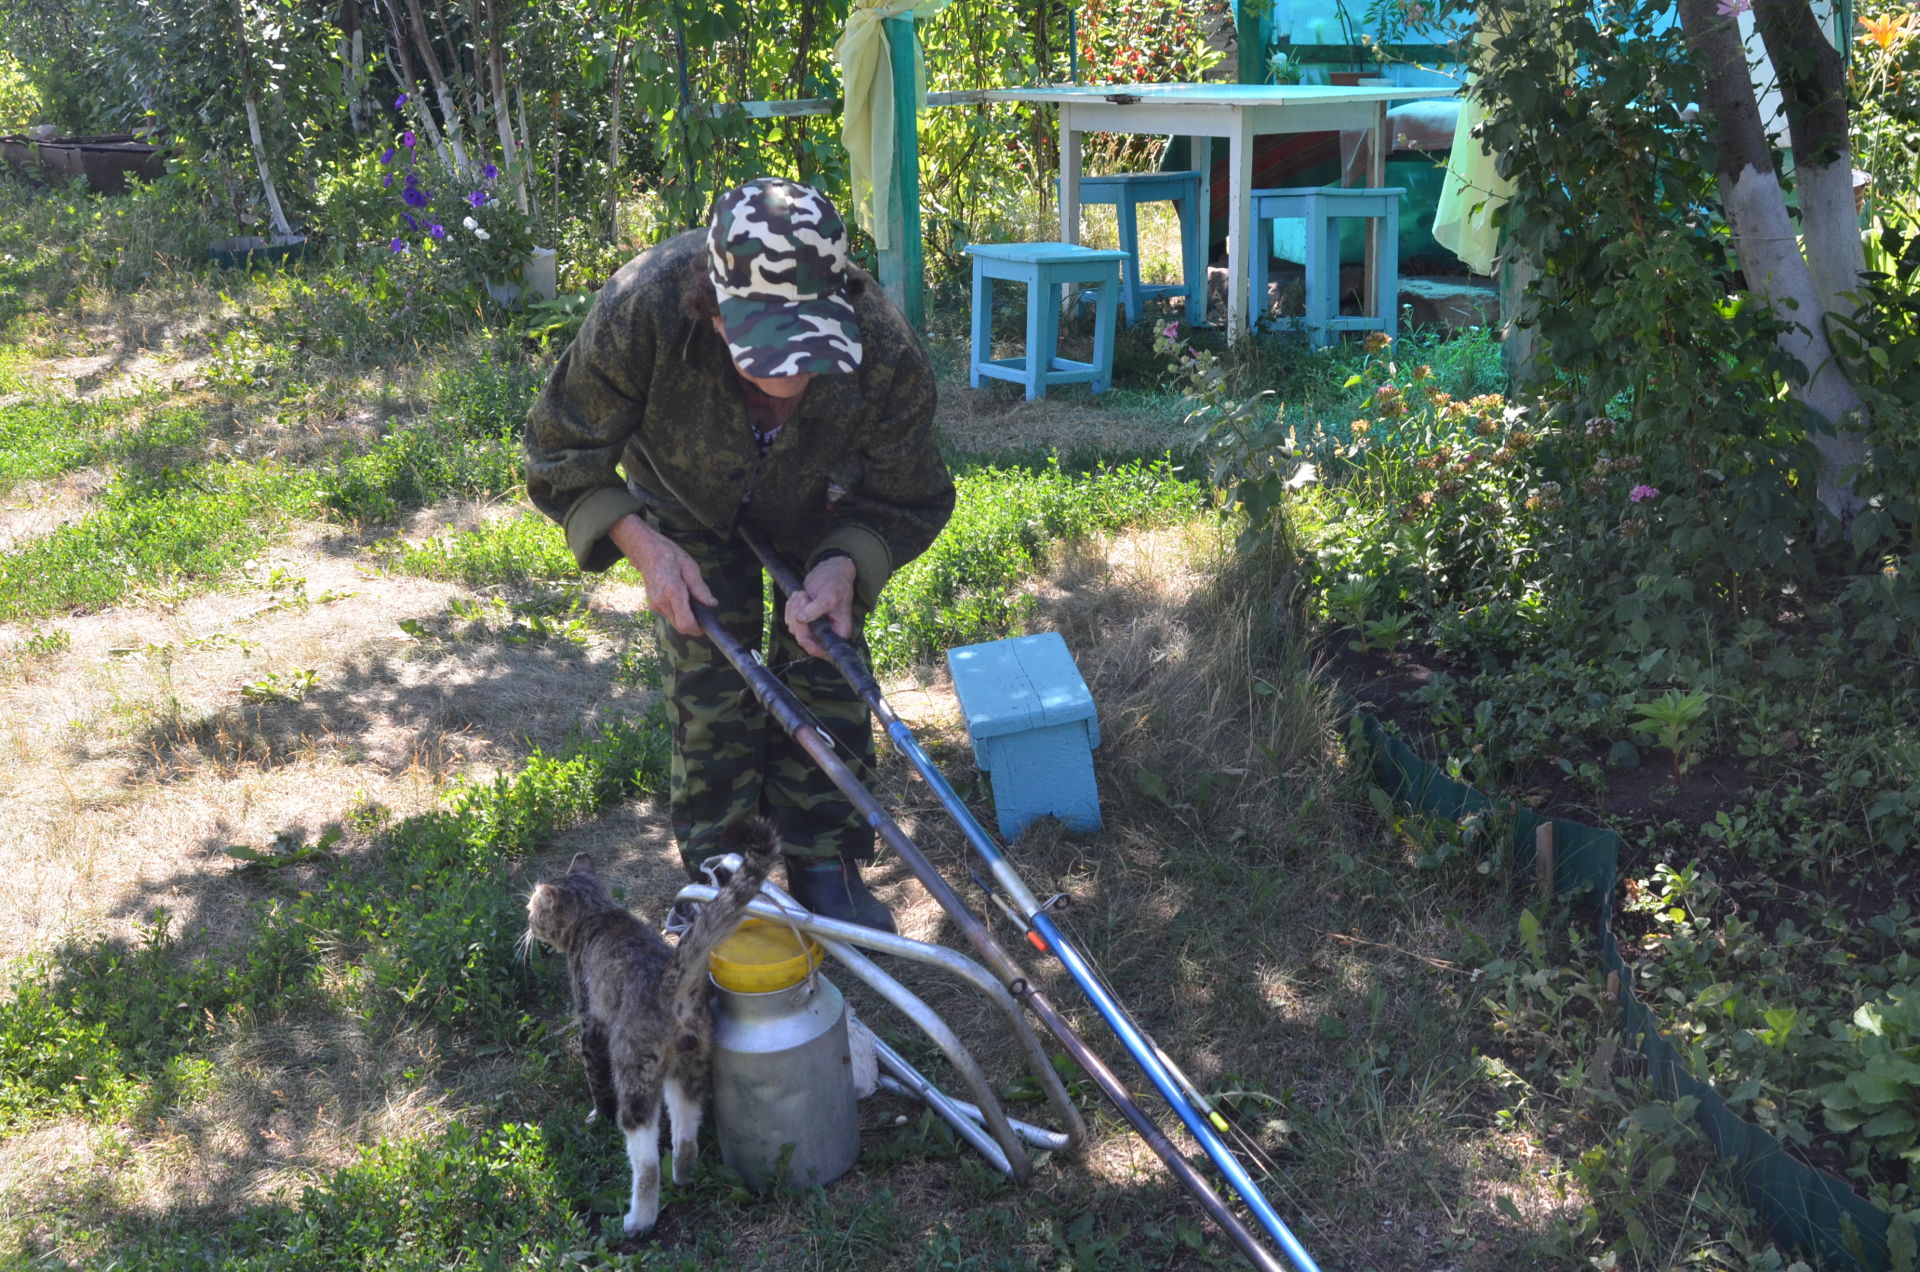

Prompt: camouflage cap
[{"left": 708, "top": 178, "right": 863, "bottom": 378}]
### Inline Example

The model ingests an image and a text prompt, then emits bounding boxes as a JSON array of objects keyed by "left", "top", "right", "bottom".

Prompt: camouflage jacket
[{"left": 524, "top": 230, "right": 953, "bottom": 608}]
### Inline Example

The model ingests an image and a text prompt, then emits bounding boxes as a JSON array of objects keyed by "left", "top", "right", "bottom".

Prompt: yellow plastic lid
[{"left": 709, "top": 918, "right": 822, "bottom": 993}]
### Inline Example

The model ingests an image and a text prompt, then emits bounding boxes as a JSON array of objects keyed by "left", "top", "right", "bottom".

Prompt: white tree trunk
[
  {"left": 1678, "top": 0, "right": 1868, "bottom": 525},
  {"left": 244, "top": 97, "right": 294, "bottom": 237}
]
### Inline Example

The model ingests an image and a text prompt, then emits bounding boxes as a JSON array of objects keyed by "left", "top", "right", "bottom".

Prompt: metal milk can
[{"left": 708, "top": 918, "right": 860, "bottom": 1192}]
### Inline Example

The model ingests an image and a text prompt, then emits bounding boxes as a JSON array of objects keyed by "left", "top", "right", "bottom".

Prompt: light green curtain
[
  {"left": 1432, "top": 25, "right": 1513, "bottom": 276},
  {"left": 835, "top": 0, "right": 950, "bottom": 250}
]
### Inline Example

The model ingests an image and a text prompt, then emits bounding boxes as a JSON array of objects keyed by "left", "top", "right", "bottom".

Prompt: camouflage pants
[{"left": 646, "top": 510, "right": 875, "bottom": 878}]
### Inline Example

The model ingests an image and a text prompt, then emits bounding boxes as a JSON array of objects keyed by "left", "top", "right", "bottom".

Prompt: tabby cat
[{"left": 524, "top": 816, "right": 778, "bottom": 1236}]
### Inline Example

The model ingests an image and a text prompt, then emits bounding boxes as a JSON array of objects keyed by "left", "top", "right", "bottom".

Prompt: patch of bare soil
[
  {"left": 1329, "top": 636, "right": 1754, "bottom": 834},
  {"left": 43, "top": 346, "right": 208, "bottom": 400}
]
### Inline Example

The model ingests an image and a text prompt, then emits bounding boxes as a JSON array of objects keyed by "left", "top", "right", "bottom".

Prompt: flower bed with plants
[{"left": 1165, "top": 305, "right": 1920, "bottom": 1254}]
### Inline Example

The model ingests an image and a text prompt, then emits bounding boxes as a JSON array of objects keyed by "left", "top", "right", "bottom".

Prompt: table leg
[
  {"left": 1226, "top": 120, "right": 1253, "bottom": 344},
  {"left": 1058, "top": 118, "right": 1082, "bottom": 321},
  {"left": 1190, "top": 134, "right": 1211, "bottom": 327},
  {"left": 1058, "top": 120, "right": 1081, "bottom": 245},
  {"left": 1365, "top": 99, "right": 1386, "bottom": 323}
]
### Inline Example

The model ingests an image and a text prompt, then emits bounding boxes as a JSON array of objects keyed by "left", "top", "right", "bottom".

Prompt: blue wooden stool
[
  {"left": 1249, "top": 186, "right": 1404, "bottom": 348},
  {"left": 966, "top": 243, "right": 1128, "bottom": 401},
  {"left": 947, "top": 632, "right": 1102, "bottom": 840},
  {"left": 1078, "top": 170, "right": 1207, "bottom": 325}
]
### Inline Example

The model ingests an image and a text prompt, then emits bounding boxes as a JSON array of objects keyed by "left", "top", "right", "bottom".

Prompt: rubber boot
[{"left": 782, "top": 856, "right": 896, "bottom": 935}]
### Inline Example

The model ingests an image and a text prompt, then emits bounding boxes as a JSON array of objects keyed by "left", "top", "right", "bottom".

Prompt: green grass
[
  {"left": 0, "top": 461, "right": 318, "bottom": 622},
  {"left": 375, "top": 511, "right": 580, "bottom": 587},
  {"left": 868, "top": 456, "right": 1207, "bottom": 670},
  {"left": 321, "top": 359, "right": 542, "bottom": 524},
  {"left": 0, "top": 397, "right": 211, "bottom": 489}
]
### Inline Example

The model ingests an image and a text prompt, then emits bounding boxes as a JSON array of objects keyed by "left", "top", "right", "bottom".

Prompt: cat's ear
[{"left": 568, "top": 852, "right": 594, "bottom": 875}]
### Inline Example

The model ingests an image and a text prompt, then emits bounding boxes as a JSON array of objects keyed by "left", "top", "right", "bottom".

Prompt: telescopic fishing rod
[
  {"left": 730, "top": 521, "right": 1323, "bottom": 1272},
  {"left": 688, "top": 599, "right": 1290, "bottom": 1272}
]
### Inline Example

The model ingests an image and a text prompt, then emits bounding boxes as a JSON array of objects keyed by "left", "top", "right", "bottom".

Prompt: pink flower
[
  {"left": 1629, "top": 484, "right": 1661, "bottom": 503},
  {"left": 1715, "top": 0, "right": 1751, "bottom": 14},
  {"left": 1161, "top": 322, "right": 1179, "bottom": 340}
]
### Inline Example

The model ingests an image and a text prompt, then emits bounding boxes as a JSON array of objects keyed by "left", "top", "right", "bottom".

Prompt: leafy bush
[
  {"left": 0, "top": 49, "right": 40, "bottom": 132},
  {"left": 1819, "top": 985, "right": 1920, "bottom": 1179}
]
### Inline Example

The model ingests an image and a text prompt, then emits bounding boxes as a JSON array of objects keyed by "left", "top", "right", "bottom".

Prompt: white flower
[
  {"left": 474, "top": 227, "right": 491, "bottom": 241},
  {"left": 462, "top": 216, "right": 479, "bottom": 231}
]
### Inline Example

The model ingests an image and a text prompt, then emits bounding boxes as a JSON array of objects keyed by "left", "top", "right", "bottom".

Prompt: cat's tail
[{"left": 660, "top": 815, "right": 781, "bottom": 1012}]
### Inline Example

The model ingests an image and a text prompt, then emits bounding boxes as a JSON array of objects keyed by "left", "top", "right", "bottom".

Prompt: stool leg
[
  {"left": 1304, "top": 202, "right": 1331, "bottom": 349},
  {"left": 1116, "top": 198, "right": 1142, "bottom": 325},
  {"left": 970, "top": 260, "right": 990, "bottom": 389},
  {"left": 1379, "top": 203, "right": 1400, "bottom": 344},
  {"left": 1091, "top": 271, "right": 1118, "bottom": 393},
  {"left": 1027, "top": 276, "right": 1059, "bottom": 401},
  {"left": 1251, "top": 214, "right": 1270, "bottom": 332}
]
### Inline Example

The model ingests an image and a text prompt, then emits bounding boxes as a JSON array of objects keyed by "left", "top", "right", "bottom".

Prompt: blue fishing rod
[{"left": 737, "top": 522, "right": 1322, "bottom": 1272}]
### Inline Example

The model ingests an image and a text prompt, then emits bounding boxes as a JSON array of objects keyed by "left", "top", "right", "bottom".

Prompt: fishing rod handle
[{"left": 736, "top": 522, "right": 901, "bottom": 724}]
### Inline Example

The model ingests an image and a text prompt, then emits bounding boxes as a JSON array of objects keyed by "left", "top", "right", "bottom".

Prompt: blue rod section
[{"left": 885, "top": 723, "right": 1321, "bottom": 1272}]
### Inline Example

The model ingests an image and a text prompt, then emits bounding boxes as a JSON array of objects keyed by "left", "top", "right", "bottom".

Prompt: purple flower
[
  {"left": 401, "top": 131, "right": 416, "bottom": 148},
  {"left": 429, "top": 223, "right": 445, "bottom": 239},
  {"left": 468, "top": 190, "right": 486, "bottom": 209},
  {"left": 402, "top": 211, "right": 419, "bottom": 230},
  {"left": 1629, "top": 484, "right": 1661, "bottom": 503},
  {"left": 395, "top": 92, "right": 409, "bottom": 109},
  {"left": 389, "top": 237, "right": 406, "bottom": 252},
  {"left": 1160, "top": 322, "right": 1178, "bottom": 340},
  {"left": 482, "top": 163, "right": 499, "bottom": 181},
  {"left": 402, "top": 186, "right": 429, "bottom": 208},
  {"left": 381, "top": 174, "right": 393, "bottom": 188},
  {"left": 403, "top": 170, "right": 419, "bottom": 188},
  {"left": 380, "top": 147, "right": 395, "bottom": 164}
]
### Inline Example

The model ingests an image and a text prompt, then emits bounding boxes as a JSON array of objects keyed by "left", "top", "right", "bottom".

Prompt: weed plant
[{"left": 0, "top": 397, "right": 210, "bottom": 489}]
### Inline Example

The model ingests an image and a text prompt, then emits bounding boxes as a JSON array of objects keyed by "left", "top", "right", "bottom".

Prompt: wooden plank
[{"left": 683, "top": 88, "right": 1021, "bottom": 121}]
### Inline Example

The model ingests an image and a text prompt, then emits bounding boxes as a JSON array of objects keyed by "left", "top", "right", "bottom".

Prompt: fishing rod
[
  {"left": 688, "top": 600, "right": 1289, "bottom": 1272},
  {"left": 734, "top": 522, "right": 1323, "bottom": 1272}
]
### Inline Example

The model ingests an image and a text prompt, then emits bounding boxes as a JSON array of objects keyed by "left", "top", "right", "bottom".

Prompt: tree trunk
[
  {"left": 232, "top": 0, "right": 293, "bottom": 236},
  {"left": 479, "top": 0, "right": 529, "bottom": 213},
  {"left": 383, "top": 9, "right": 453, "bottom": 168},
  {"left": 401, "top": 0, "right": 472, "bottom": 172},
  {"left": 1675, "top": 0, "right": 1867, "bottom": 525},
  {"left": 606, "top": 33, "right": 628, "bottom": 242}
]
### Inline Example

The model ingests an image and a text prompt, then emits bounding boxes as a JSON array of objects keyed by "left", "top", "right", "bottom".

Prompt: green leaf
[
  {"left": 1850, "top": 1071, "right": 1916, "bottom": 1105},
  {"left": 1862, "top": 1108, "right": 1918, "bottom": 1139}
]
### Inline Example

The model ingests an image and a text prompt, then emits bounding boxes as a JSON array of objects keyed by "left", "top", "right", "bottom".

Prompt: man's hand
[
  {"left": 785, "top": 555, "right": 857, "bottom": 658},
  {"left": 610, "top": 514, "right": 717, "bottom": 638}
]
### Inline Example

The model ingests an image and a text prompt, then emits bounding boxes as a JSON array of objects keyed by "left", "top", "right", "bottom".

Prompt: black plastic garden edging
[{"left": 1357, "top": 710, "right": 1919, "bottom": 1271}]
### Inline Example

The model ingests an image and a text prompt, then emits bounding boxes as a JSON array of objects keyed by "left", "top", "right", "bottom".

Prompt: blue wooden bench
[
  {"left": 947, "top": 632, "right": 1102, "bottom": 840},
  {"left": 965, "top": 242, "right": 1128, "bottom": 400},
  {"left": 1249, "top": 186, "right": 1404, "bottom": 347}
]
